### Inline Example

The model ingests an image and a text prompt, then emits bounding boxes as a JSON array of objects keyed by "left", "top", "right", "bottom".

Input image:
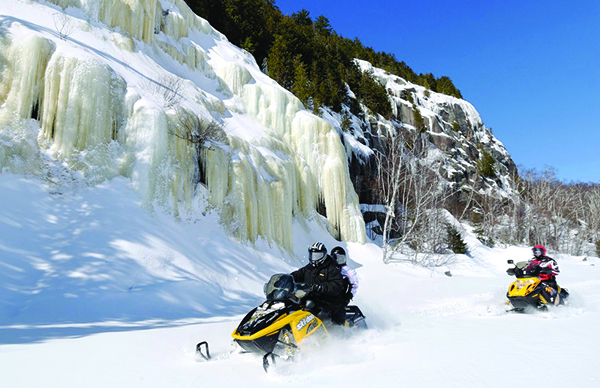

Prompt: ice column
[
  {"left": 0, "top": 35, "right": 54, "bottom": 124},
  {"left": 241, "top": 82, "right": 367, "bottom": 244},
  {"left": 39, "top": 55, "right": 126, "bottom": 158}
]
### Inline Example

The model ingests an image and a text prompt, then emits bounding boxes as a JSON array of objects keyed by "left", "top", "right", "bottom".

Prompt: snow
[
  {"left": 2, "top": 174, "right": 600, "bottom": 387},
  {"left": 1, "top": 0, "right": 600, "bottom": 387}
]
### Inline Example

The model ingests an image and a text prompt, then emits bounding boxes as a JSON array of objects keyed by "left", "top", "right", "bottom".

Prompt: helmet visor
[
  {"left": 532, "top": 247, "right": 544, "bottom": 256},
  {"left": 309, "top": 250, "right": 326, "bottom": 264},
  {"left": 334, "top": 252, "right": 346, "bottom": 265}
]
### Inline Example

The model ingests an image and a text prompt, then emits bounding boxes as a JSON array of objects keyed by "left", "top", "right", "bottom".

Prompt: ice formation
[
  {"left": 39, "top": 55, "right": 126, "bottom": 157},
  {"left": 0, "top": 0, "right": 366, "bottom": 249}
]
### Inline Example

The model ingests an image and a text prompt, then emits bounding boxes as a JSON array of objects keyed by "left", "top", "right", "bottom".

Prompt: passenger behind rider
[
  {"left": 291, "top": 242, "right": 346, "bottom": 325},
  {"left": 330, "top": 246, "right": 359, "bottom": 305},
  {"left": 525, "top": 245, "right": 563, "bottom": 304}
]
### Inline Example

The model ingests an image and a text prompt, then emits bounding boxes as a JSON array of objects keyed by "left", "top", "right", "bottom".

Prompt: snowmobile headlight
[{"left": 517, "top": 279, "right": 535, "bottom": 286}]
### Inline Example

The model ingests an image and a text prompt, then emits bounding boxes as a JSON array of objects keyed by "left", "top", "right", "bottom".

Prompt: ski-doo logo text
[{"left": 296, "top": 314, "right": 315, "bottom": 331}]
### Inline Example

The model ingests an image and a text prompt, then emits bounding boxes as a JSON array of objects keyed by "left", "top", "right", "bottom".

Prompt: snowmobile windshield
[
  {"left": 264, "top": 274, "right": 294, "bottom": 301},
  {"left": 523, "top": 261, "right": 541, "bottom": 276}
]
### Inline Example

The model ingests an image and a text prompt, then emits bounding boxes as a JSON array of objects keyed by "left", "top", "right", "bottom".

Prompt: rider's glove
[
  {"left": 345, "top": 291, "right": 353, "bottom": 304},
  {"left": 294, "top": 289, "right": 308, "bottom": 299},
  {"left": 293, "top": 282, "right": 310, "bottom": 299},
  {"left": 310, "top": 283, "right": 324, "bottom": 294}
]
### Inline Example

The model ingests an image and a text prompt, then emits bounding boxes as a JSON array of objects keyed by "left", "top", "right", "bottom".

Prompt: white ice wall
[{"left": 0, "top": 0, "right": 367, "bottom": 249}]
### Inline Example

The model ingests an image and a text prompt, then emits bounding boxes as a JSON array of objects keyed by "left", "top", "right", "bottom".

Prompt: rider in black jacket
[{"left": 291, "top": 242, "right": 346, "bottom": 325}]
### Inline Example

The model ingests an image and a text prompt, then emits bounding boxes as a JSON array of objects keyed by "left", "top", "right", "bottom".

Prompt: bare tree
[
  {"left": 53, "top": 12, "right": 75, "bottom": 40},
  {"left": 375, "top": 124, "right": 443, "bottom": 263},
  {"left": 170, "top": 110, "right": 226, "bottom": 185},
  {"left": 141, "top": 75, "right": 185, "bottom": 109},
  {"left": 514, "top": 166, "right": 597, "bottom": 255},
  {"left": 468, "top": 188, "right": 506, "bottom": 247},
  {"left": 506, "top": 169, "right": 527, "bottom": 245},
  {"left": 375, "top": 124, "right": 405, "bottom": 262},
  {"left": 583, "top": 186, "right": 600, "bottom": 255},
  {"left": 172, "top": 110, "right": 226, "bottom": 146}
]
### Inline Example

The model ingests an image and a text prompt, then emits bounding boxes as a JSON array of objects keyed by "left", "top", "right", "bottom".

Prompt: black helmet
[
  {"left": 308, "top": 242, "right": 327, "bottom": 267},
  {"left": 331, "top": 246, "right": 346, "bottom": 266}
]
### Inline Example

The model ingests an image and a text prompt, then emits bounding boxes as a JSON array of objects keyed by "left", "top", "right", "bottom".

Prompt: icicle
[
  {"left": 46, "top": 0, "right": 161, "bottom": 43},
  {"left": 242, "top": 83, "right": 303, "bottom": 137},
  {"left": 119, "top": 102, "right": 199, "bottom": 213},
  {"left": 202, "top": 145, "right": 230, "bottom": 207},
  {"left": 217, "top": 137, "right": 296, "bottom": 250},
  {"left": 39, "top": 54, "right": 126, "bottom": 158},
  {"left": 0, "top": 35, "right": 52, "bottom": 175},
  {"left": 0, "top": 35, "right": 54, "bottom": 124}
]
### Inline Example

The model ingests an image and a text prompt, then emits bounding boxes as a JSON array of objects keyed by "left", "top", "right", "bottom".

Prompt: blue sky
[{"left": 274, "top": 0, "right": 600, "bottom": 183}]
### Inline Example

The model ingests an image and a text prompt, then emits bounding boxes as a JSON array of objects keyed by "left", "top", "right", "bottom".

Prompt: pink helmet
[{"left": 532, "top": 245, "right": 546, "bottom": 256}]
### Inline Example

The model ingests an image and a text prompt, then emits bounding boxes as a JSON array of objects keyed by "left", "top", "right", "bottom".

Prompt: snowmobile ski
[
  {"left": 196, "top": 341, "right": 211, "bottom": 360},
  {"left": 262, "top": 352, "right": 279, "bottom": 373}
]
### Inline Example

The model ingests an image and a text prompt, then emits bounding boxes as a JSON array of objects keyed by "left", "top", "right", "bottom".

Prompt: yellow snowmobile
[
  {"left": 505, "top": 259, "right": 569, "bottom": 312},
  {"left": 196, "top": 274, "right": 367, "bottom": 372}
]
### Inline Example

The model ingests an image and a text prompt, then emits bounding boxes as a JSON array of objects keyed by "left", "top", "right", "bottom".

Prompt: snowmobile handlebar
[{"left": 506, "top": 259, "right": 552, "bottom": 278}]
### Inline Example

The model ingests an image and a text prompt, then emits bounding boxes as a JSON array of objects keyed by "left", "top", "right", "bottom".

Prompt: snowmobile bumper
[
  {"left": 508, "top": 296, "right": 532, "bottom": 310},
  {"left": 233, "top": 332, "right": 280, "bottom": 355}
]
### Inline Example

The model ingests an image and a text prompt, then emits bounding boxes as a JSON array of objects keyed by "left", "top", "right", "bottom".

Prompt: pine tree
[
  {"left": 291, "top": 55, "right": 310, "bottom": 107},
  {"left": 413, "top": 104, "right": 426, "bottom": 133},
  {"left": 477, "top": 149, "right": 497, "bottom": 179},
  {"left": 437, "top": 76, "right": 463, "bottom": 99},
  {"left": 340, "top": 111, "right": 352, "bottom": 132},
  {"left": 447, "top": 225, "right": 468, "bottom": 254},
  {"left": 310, "top": 61, "right": 326, "bottom": 113},
  {"left": 266, "top": 35, "right": 291, "bottom": 88},
  {"left": 358, "top": 71, "right": 392, "bottom": 117},
  {"left": 313, "top": 15, "right": 332, "bottom": 37}
]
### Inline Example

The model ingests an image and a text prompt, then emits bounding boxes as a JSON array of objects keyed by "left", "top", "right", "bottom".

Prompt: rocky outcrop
[{"left": 346, "top": 59, "right": 518, "bottom": 206}]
